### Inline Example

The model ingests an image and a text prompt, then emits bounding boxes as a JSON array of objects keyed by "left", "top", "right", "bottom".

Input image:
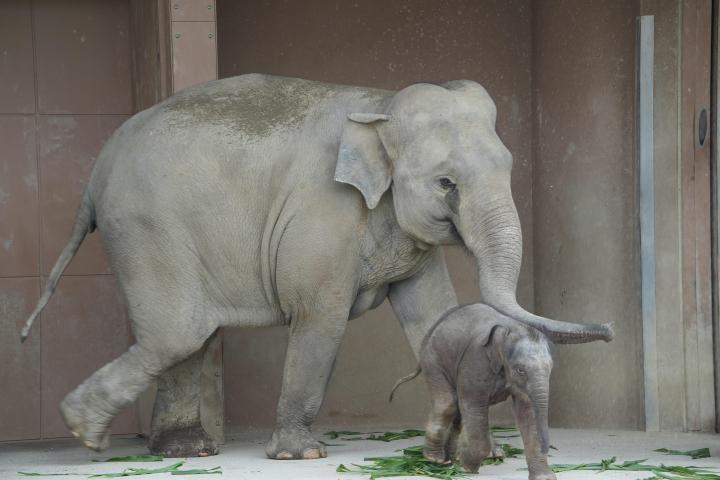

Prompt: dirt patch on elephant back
[{"left": 161, "top": 74, "right": 390, "bottom": 138}]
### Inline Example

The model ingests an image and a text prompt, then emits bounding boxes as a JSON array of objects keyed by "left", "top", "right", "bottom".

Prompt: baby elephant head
[{"left": 486, "top": 324, "right": 554, "bottom": 455}]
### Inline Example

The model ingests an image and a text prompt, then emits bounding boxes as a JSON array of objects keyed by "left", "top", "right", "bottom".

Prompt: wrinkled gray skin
[
  {"left": 21, "top": 74, "right": 613, "bottom": 460},
  {"left": 391, "top": 304, "right": 607, "bottom": 479}
]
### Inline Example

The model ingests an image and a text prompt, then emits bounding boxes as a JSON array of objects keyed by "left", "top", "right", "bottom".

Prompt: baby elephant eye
[
  {"left": 438, "top": 177, "right": 456, "bottom": 191},
  {"left": 514, "top": 368, "right": 527, "bottom": 376}
]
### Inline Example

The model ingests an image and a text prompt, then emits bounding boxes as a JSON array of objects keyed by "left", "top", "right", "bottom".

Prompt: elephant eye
[
  {"left": 514, "top": 368, "right": 526, "bottom": 376},
  {"left": 438, "top": 177, "right": 456, "bottom": 191}
]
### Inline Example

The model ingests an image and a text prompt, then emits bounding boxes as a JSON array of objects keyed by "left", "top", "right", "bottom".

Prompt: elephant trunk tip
[{"left": 601, "top": 322, "right": 615, "bottom": 342}]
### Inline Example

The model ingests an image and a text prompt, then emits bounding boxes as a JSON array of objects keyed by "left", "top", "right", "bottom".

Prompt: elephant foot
[
  {"left": 148, "top": 425, "right": 219, "bottom": 458},
  {"left": 423, "top": 446, "right": 449, "bottom": 464},
  {"left": 60, "top": 395, "right": 111, "bottom": 452},
  {"left": 265, "top": 428, "right": 327, "bottom": 460}
]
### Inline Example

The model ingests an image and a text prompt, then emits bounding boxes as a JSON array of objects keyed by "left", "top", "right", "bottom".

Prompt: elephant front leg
[
  {"left": 265, "top": 307, "right": 348, "bottom": 460},
  {"left": 512, "top": 396, "right": 556, "bottom": 480},
  {"left": 149, "top": 331, "right": 223, "bottom": 457}
]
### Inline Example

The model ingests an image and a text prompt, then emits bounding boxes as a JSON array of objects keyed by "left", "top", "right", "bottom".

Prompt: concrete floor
[{"left": 0, "top": 428, "right": 718, "bottom": 479}]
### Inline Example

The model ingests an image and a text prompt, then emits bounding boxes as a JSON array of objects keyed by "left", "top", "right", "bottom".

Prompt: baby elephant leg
[
  {"left": 422, "top": 369, "right": 457, "bottom": 464},
  {"left": 513, "top": 396, "right": 556, "bottom": 480},
  {"left": 456, "top": 402, "right": 493, "bottom": 472},
  {"left": 445, "top": 416, "right": 461, "bottom": 461}
]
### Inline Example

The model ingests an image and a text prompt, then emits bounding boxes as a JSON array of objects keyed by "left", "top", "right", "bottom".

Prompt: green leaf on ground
[
  {"left": 549, "top": 456, "right": 719, "bottom": 479},
  {"left": 336, "top": 443, "right": 521, "bottom": 479},
  {"left": 337, "top": 444, "right": 468, "bottom": 479},
  {"left": 170, "top": 466, "right": 222, "bottom": 475},
  {"left": 501, "top": 444, "right": 524, "bottom": 458},
  {"left": 20, "top": 460, "right": 222, "bottom": 477},
  {"left": 654, "top": 448, "right": 711, "bottom": 460},
  {"left": 490, "top": 425, "right": 518, "bottom": 432},
  {"left": 93, "top": 455, "right": 163, "bottom": 463}
]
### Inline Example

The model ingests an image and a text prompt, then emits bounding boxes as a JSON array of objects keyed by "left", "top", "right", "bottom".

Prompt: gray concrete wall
[
  {"left": 217, "top": 0, "right": 534, "bottom": 432},
  {"left": 531, "top": 1, "right": 645, "bottom": 429}
]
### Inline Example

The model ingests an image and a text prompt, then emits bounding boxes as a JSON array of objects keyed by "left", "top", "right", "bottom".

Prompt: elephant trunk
[
  {"left": 528, "top": 380, "right": 550, "bottom": 454},
  {"left": 457, "top": 190, "right": 614, "bottom": 344}
]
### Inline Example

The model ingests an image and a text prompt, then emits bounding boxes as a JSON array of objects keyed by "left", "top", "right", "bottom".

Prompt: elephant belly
[{"left": 349, "top": 284, "right": 389, "bottom": 319}]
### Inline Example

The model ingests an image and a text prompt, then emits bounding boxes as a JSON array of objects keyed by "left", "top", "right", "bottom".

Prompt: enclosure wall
[{"left": 0, "top": 0, "right": 142, "bottom": 441}]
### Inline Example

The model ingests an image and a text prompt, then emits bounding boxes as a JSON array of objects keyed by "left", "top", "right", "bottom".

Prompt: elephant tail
[
  {"left": 20, "top": 189, "right": 96, "bottom": 342},
  {"left": 388, "top": 366, "right": 422, "bottom": 403}
]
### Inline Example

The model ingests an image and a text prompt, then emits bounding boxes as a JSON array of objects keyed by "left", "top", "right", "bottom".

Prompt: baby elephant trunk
[{"left": 529, "top": 382, "right": 550, "bottom": 455}]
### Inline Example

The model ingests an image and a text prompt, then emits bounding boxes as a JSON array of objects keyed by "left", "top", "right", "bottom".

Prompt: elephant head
[{"left": 335, "top": 80, "right": 613, "bottom": 344}]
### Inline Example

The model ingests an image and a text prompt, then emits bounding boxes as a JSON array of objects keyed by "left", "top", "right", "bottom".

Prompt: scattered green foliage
[
  {"left": 550, "top": 456, "right": 719, "bottom": 479},
  {"left": 336, "top": 442, "right": 524, "bottom": 479},
  {"left": 501, "top": 444, "right": 524, "bottom": 457},
  {"left": 336, "top": 445, "right": 468, "bottom": 479},
  {"left": 170, "top": 466, "right": 222, "bottom": 476},
  {"left": 654, "top": 448, "right": 711, "bottom": 460},
  {"left": 489, "top": 426, "right": 518, "bottom": 433},
  {"left": 92, "top": 455, "right": 163, "bottom": 463},
  {"left": 19, "top": 460, "right": 221, "bottom": 477}
]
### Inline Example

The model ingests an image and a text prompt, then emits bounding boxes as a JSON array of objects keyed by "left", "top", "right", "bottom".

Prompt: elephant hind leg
[
  {"left": 148, "top": 331, "right": 223, "bottom": 458},
  {"left": 61, "top": 325, "right": 214, "bottom": 452}
]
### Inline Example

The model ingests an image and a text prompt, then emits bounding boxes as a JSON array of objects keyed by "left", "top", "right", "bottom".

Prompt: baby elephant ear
[
  {"left": 481, "top": 324, "right": 508, "bottom": 374},
  {"left": 335, "top": 113, "right": 391, "bottom": 210}
]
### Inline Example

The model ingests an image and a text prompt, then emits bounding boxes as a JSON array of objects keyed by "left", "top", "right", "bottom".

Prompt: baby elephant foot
[
  {"left": 148, "top": 425, "right": 219, "bottom": 458},
  {"left": 490, "top": 443, "right": 505, "bottom": 458},
  {"left": 423, "top": 446, "right": 450, "bottom": 464},
  {"left": 265, "top": 428, "right": 327, "bottom": 460},
  {"left": 529, "top": 471, "right": 557, "bottom": 480},
  {"left": 457, "top": 448, "right": 490, "bottom": 474},
  {"left": 60, "top": 395, "right": 111, "bottom": 452}
]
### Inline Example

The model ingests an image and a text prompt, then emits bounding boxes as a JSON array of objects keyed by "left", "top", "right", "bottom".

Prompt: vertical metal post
[
  {"left": 638, "top": 15, "right": 659, "bottom": 432},
  {"left": 711, "top": 0, "right": 720, "bottom": 434}
]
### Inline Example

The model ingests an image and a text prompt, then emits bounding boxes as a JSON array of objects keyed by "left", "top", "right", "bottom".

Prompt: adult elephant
[{"left": 21, "top": 74, "right": 612, "bottom": 460}]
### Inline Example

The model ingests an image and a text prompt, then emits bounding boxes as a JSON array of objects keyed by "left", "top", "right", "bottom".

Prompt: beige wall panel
[
  {"left": 171, "top": 21, "right": 217, "bottom": 92},
  {"left": 639, "top": 0, "right": 686, "bottom": 432},
  {"left": 171, "top": 0, "right": 216, "bottom": 22}
]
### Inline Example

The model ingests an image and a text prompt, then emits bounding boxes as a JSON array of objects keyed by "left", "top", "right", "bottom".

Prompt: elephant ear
[
  {"left": 335, "top": 113, "right": 391, "bottom": 210},
  {"left": 479, "top": 324, "right": 508, "bottom": 375}
]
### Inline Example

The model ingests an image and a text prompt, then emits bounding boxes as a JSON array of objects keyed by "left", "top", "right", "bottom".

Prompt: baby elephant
[{"left": 390, "top": 304, "right": 610, "bottom": 480}]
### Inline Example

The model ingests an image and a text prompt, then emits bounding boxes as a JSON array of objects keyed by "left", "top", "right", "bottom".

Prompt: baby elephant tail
[{"left": 388, "top": 366, "right": 422, "bottom": 403}]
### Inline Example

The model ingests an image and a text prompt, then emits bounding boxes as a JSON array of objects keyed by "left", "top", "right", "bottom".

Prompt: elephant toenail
[
  {"left": 302, "top": 449, "right": 321, "bottom": 459},
  {"left": 276, "top": 451, "right": 294, "bottom": 460}
]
